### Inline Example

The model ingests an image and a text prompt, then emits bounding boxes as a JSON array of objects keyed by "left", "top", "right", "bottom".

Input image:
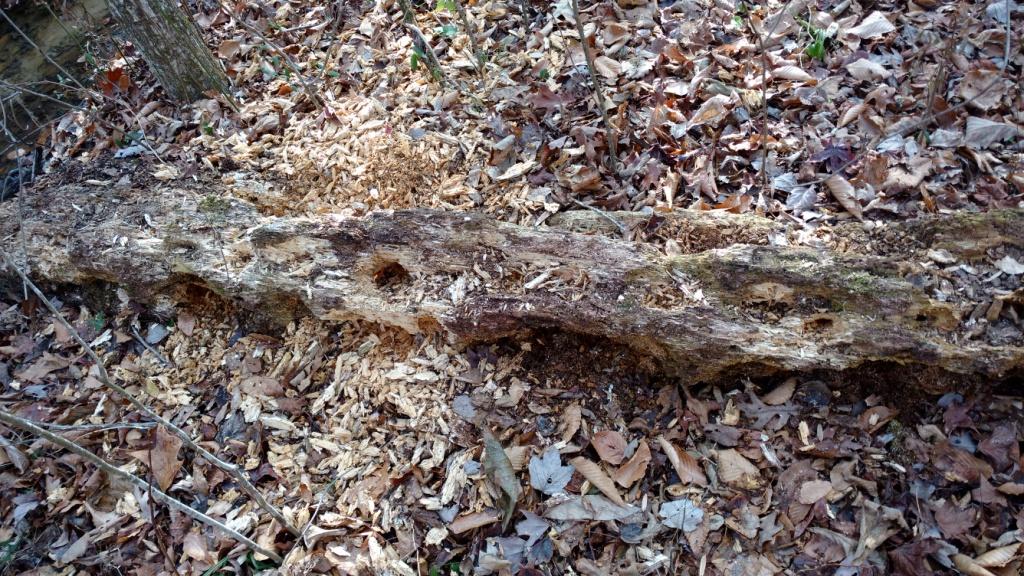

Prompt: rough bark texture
[
  {"left": 3, "top": 176, "right": 1023, "bottom": 383},
  {"left": 107, "top": 0, "right": 228, "bottom": 101}
]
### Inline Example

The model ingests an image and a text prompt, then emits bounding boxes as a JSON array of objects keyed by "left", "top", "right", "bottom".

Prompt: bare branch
[
  {"left": 571, "top": 0, "right": 619, "bottom": 172},
  {"left": 0, "top": 252, "right": 300, "bottom": 536},
  {"left": 0, "top": 409, "right": 283, "bottom": 563}
]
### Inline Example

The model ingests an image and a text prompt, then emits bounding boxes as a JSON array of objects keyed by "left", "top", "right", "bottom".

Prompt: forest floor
[{"left": 1, "top": 0, "right": 1024, "bottom": 575}]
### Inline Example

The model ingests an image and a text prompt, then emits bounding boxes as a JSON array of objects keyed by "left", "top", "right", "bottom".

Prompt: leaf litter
[{"left": 1, "top": 0, "right": 1024, "bottom": 573}]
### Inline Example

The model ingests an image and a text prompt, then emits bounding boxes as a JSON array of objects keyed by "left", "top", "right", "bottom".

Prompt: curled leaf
[
  {"left": 482, "top": 428, "right": 521, "bottom": 529},
  {"left": 657, "top": 436, "right": 707, "bottom": 486},
  {"left": 825, "top": 174, "right": 863, "bottom": 220}
]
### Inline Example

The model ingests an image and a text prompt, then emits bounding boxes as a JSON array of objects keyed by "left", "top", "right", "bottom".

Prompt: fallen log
[{"left": 2, "top": 176, "right": 1022, "bottom": 382}]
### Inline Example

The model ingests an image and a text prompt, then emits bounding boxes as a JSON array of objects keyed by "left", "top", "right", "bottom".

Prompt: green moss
[{"left": 198, "top": 194, "right": 231, "bottom": 215}]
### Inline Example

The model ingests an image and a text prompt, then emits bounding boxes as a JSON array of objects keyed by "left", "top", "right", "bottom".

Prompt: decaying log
[{"left": 2, "top": 178, "right": 1022, "bottom": 382}]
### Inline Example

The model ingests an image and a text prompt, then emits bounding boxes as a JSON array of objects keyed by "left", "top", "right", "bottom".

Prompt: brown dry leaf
[
  {"left": 797, "top": 479, "right": 833, "bottom": 504},
  {"left": 762, "top": 378, "right": 796, "bottom": 405},
  {"left": 218, "top": 38, "right": 243, "bottom": 60},
  {"left": 560, "top": 403, "right": 582, "bottom": 444},
  {"left": 182, "top": 532, "right": 209, "bottom": 563},
  {"left": 613, "top": 439, "right": 651, "bottom": 488},
  {"left": 592, "top": 430, "right": 627, "bottom": 465},
  {"left": 58, "top": 533, "right": 92, "bottom": 565},
  {"left": 450, "top": 510, "right": 500, "bottom": 534},
  {"left": 178, "top": 310, "right": 197, "bottom": 336},
  {"left": 772, "top": 66, "right": 813, "bottom": 83},
  {"left": 657, "top": 436, "right": 708, "bottom": 487},
  {"left": 688, "top": 94, "right": 731, "bottom": 128},
  {"left": 15, "top": 352, "right": 72, "bottom": 383},
  {"left": 0, "top": 434, "right": 29, "bottom": 473},
  {"left": 846, "top": 59, "right": 890, "bottom": 82},
  {"left": 974, "top": 543, "right": 1021, "bottom": 568},
  {"left": 838, "top": 103, "right": 868, "bottom": 128},
  {"left": 130, "top": 425, "right": 183, "bottom": 491},
  {"left": 569, "top": 456, "right": 626, "bottom": 506},
  {"left": 964, "top": 117, "right": 1020, "bottom": 150},
  {"left": 953, "top": 554, "right": 998, "bottom": 576},
  {"left": 958, "top": 69, "right": 1008, "bottom": 110},
  {"left": 825, "top": 174, "right": 863, "bottom": 220},
  {"left": 717, "top": 449, "right": 761, "bottom": 489},
  {"left": 593, "top": 56, "right": 622, "bottom": 80},
  {"left": 845, "top": 11, "right": 896, "bottom": 39}
]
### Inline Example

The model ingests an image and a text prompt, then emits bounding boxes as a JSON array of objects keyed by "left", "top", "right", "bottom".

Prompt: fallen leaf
[
  {"left": 592, "top": 430, "right": 627, "bottom": 465},
  {"left": 130, "top": 425, "right": 183, "bottom": 492},
  {"left": 544, "top": 495, "right": 638, "bottom": 521},
  {"left": 964, "top": 117, "right": 1020, "bottom": 150},
  {"left": 483, "top": 429, "right": 521, "bottom": 529},
  {"left": 569, "top": 456, "right": 625, "bottom": 506},
  {"left": 688, "top": 94, "right": 731, "bottom": 128},
  {"left": 772, "top": 65, "right": 813, "bottom": 83},
  {"left": 528, "top": 448, "right": 574, "bottom": 495},
  {"left": 177, "top": 310, "right": 196, "bottom": 336},
  {"left": 959, "top": 69, "right": 1008, "bottom": 110},
  {"left": 15, "top": 352, "right": 72, "bottom": 383},
  {"left": 994, "top": 255, "right": 1024, "bottom": 275},
  {"left": 497, "top": 161, "right": 538, "bottom": 181},
  {"left": 182, "top": 532, "right": 209, "bottom": 562},
  {"left": 798, "top": 479, "right": 833, "bottom": 504},
  {"left": 953, "top": 554, "right": 999, "bottom": 576},
  {"left": 657, "top": 436, "right": 708, "bottom": 486},
  {"left": 847, "top": 58, "right": 891, "bottom": 82},
  {"left": 659, "top": 499, "right": 704, "bottom": 532},
  {"left": 762, "top": 378, "right": 796, "bottom": 405},
  {"left": 58, "top": 533, "right": 92, "bottom": 564},
  {"left": 218, "top": 38, "right": 242, "bottom": 59},
  {"left": 825, "top": 174, "right": 864, "bottom": 220},
  {"left": 974, "top": 543, "right": 1021, "bottom": 568},
  {"left": 593, "top": 56, "right": 621, "bottom": 80},
  {"left": 450, "top": 509, "right": 500, "bottom": 534},
  {"left": 613, "top": 439, "right": 651, "bottom": 488},
  {"left": 846, "top": 11, "right": 896, "bottom": 39},
  {"left": 0, "top": 434, "right": 29, "bottom": 473},
  {"left": 717, "top": 449, "right": 762, "bottom": 489}
]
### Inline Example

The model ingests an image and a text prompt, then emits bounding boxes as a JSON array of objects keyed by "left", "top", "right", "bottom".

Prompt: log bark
[
  {"left": 107, "top": 0, "right": 229, "bottom": 101},
  {"left": 3, "top": 177, "right": 1022, "bottom": 382}
]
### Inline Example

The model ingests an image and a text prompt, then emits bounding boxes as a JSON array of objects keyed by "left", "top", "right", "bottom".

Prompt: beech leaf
[
  {"left": 825, "top": 174, "right": 864, "bottom": 220},
  {"left": 657, "top": 436, "right": 707, "bottom": 486},
  {"left": 592, "top": 430, "right": 627, "bottom": 465},
  {"left": 569, "top": 456, "right": 626, "bottom": 506}
]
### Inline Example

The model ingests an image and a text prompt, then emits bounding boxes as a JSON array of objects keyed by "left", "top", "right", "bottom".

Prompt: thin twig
[
  {"left": 34, "top": 420, "right": 157, "bottom": 432},
  {"left": 0, "top": 7, "right": 90, "bottom": 92},
  {"left": 131, "top": 325, "right": 175, "bottom": 368},
  {"left": 572, "top": 199, "right": 627, "bottom": 236},
  {"left": 396, "top": 0, "right": 452, "bottom": 87},
  {"left": 215, "top": 1, "right": 324, "bottom": 110},
  {"left": 748, "top": 0, "right": 795, "bottom": 201},
  {"left": 453, "top": 0, "right": 485, "bottom": 77},
  {"left": 0, "top": 253, "right": 300, "bottom": 537},
  {"left": 0, "top": 408, "right": 282, "bottom": 563},
  {"left": 571, "top": 0, "right": 619, "bottom": 172},
  {"left": 1003, "top": 0, "right": 1011, "bottom": 71}
]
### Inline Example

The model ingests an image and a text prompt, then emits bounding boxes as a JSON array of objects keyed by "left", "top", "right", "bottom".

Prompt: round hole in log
[{"left": 372, "top": 261, "right": 410, "bottom": 288}]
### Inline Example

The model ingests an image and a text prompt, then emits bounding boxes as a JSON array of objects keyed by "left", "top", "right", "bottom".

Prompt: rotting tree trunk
[
  {"left": 106, "top": 0, "right": 228, "bottom": 101},
  {"left": 2, "top": 177, "right": 1023, "bottom": 383}
]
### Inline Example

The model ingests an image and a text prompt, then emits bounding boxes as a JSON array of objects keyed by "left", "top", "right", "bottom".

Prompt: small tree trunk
[{"left": 107, "top": 0, "right": 229, "bottom": 101}]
